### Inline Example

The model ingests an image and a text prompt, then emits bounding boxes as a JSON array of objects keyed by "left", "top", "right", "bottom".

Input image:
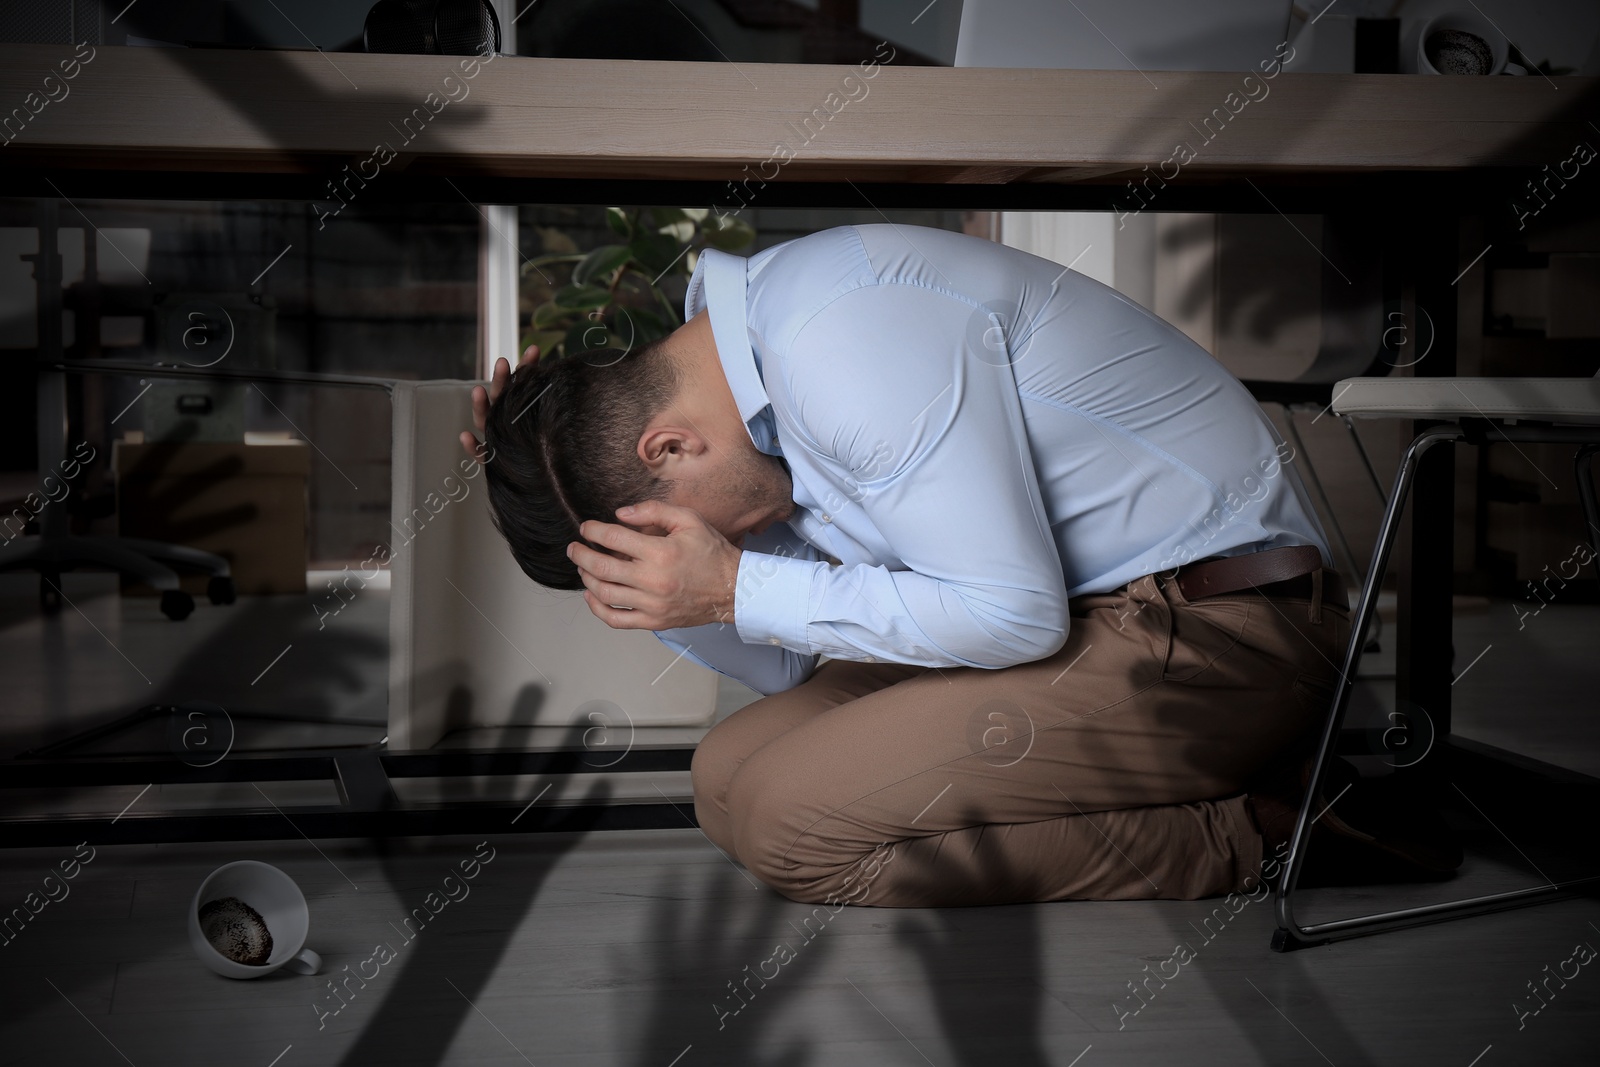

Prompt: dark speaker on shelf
[{"left": 363, "top": 0, "right": 500, "bottom": 56}]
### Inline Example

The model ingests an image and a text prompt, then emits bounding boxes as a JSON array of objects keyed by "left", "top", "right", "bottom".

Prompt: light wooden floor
[
  {"left": 2, "top": 575, "right": 1599, "bottom": 1065},
  {"left": 2, "top": 827, "right": 1598, "bottom": 1066}
]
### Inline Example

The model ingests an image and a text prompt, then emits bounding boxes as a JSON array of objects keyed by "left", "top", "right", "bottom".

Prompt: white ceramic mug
[
  {"left": 188, "top": 860, "right": 322, "bottom": 979},
  {"left": 1413, "top": 13, "right": 1509, "bottom": 76}
]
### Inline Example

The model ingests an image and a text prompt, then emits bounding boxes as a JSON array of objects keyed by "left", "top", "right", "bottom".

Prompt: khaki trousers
[{"left": 691, "top": 568, "right": 1352, "bottom": 907}]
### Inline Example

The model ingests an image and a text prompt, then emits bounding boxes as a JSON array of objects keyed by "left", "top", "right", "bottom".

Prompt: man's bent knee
[
  {"left": 689, "top": 730, "right": 732, "bottom": 810},
  {"left": 725, "top": 767, "right": 902, "bottom": 905}
]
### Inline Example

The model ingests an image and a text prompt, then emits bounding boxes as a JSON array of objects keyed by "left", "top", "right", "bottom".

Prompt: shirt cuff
[{"left": 734, "top": 550, "right": 821, "bottom": 652}]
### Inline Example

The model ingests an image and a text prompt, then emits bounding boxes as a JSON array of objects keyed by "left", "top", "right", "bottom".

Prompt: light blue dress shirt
[{"left": 653, "top": 224, "right": 1332, "bottom": 695}]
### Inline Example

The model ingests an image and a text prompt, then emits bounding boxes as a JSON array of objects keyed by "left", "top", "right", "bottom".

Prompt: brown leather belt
[{"left": 1172, "top": 545, "right": 1348, "bottom": 609}]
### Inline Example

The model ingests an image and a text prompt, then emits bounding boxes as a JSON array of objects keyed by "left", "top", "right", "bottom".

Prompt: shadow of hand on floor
[
  {"left": 624, "top": 863, "right": 824, "bottom": 1067},
  {"left": 622, "top": 801, "right": 1065, "bottom": 1065},
  {"left": 887, "top": 803, "right": 1057, "bottom": 1067},
  {"left": 334, "top": 722, "right": 613, "bottom": 1066}
]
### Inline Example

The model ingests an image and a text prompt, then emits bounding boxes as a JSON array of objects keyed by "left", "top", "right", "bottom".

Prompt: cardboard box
[{"left": 113, "top": 440, "right": 309, "bottom": 595}]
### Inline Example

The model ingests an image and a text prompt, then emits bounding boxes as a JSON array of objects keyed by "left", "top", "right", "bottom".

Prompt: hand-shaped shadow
[
  {"left": 114, "top": 422, "right": 258, "bottom": 547},
  {"left": 112, "top": 5, "right": 490, "bottom": 183},
  {"left": 888, "top": 803, "right": 1054, "bottom": 1067},
  {"left": 623, "top": 864, "right": 827, "bottom": 1067},
  {"left": 336, "top": 721, "right": 613, "bottom": 1066}
]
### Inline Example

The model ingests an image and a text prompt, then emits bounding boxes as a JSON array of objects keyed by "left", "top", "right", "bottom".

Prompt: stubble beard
[{"left": 738, "top": 447, "right": 796, "bottom": 532}]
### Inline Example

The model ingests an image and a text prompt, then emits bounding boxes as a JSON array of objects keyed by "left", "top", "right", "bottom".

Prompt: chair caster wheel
[
  {"left": 161, "top": 589, "right": 195, "bottom": 620},
  {"left": 207, "top": 576, "right": 236, "bottom": 605}
]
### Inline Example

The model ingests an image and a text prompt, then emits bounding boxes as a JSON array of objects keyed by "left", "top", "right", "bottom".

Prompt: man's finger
[
  {"left": 459, "top": 430, "right": 486, "bottom": 463},
  {"left": 583, "top": 589, "right": 650, "bottom": 630},
  {"left": 570, "top": 540, "right": 634, "bottom": 582},
  {"left": 487, "top": 356, "right": 511, "bottom": 404},
  {"left": 578, "top": 519, "right": 659, "bottom": 561},
  {"left": 618, "top": 499, "right": 702, "bottom": 533},
  {"left": 577, "top": 570, "right": 643, "bottom": 614},
  {"left": 471, "top": 383, "right": 489, "bottom": 433},
  {"left": 520, "top": 343, "right": 540, "bottom": 365},
  {"left": 627, "top": 523, "right": 671, "bottom": 537}
]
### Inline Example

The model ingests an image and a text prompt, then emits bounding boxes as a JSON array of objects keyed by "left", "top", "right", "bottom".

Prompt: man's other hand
[
  {"left": 570, "top": 500, "right": 742, "bottom": 631},
  {"left": 459, "top": 343, "right": 539, "bottom": 464}
]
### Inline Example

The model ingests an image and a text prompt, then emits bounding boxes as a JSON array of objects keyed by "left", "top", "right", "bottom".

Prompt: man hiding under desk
[{"left": 460, "top": 223, "right": 1461, "bottom": 908}]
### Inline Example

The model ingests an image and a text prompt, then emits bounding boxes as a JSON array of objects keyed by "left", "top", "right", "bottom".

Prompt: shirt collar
[{"left": 684, "top": 247, "right": 771, "bottom": 436}]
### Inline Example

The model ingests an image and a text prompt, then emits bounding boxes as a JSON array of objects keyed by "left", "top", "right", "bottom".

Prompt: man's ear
[{"left": 636, "top": 424, "right": 707, "bottom": 475}]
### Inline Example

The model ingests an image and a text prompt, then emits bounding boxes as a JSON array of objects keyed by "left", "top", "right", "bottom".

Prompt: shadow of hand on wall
[
  {"left": 111, "top": 421, "right": 260, "bottom": 548},
  {"left": 0, "top": 592, "right": 387, "bottom": 758}
]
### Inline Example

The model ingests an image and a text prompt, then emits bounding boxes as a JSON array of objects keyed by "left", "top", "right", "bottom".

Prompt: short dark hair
[{"left": 482, "top": 339, "right": 681, "bottom": 590}]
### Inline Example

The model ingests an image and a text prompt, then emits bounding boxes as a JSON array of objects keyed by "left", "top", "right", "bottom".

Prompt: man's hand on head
[
  {"left": 570, "top": 500, "right": 742, "bottom": 631},
  {"left": 459, "top": 343, "right": 539, "bottom": 465}
]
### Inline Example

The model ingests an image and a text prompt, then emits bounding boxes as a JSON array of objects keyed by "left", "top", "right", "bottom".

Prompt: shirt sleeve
[
  {"left": 652, "top": 520, "right": 822, "bottom": 695},
  {"left": 733, "top": 283, "right": 1070, "bottom": 668}
]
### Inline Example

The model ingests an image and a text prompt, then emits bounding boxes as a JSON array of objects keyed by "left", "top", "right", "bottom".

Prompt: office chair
[
  {"left": 1273, "top": 375, "right": 1600, "bottom": 949},
  {"left": 1, "top": 200, "right": 233, "bottom": 621}
]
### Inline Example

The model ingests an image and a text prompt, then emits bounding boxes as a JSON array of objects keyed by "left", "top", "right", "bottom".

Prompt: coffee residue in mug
[
  {"left": 1426, "top": 29, "right": 1494, "bottom": 75},
  {"left": 198, "top": 896, "right": 273, "bottom": 966}
]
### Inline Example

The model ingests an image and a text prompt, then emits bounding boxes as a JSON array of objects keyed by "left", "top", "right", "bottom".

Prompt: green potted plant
[{"left": 520, "top": 206, "right": 756, "bottom": 359}]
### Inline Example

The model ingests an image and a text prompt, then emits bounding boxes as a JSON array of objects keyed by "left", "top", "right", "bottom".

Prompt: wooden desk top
[{"left": 2, "top": 44, "right": 1595, "bottom": 194}]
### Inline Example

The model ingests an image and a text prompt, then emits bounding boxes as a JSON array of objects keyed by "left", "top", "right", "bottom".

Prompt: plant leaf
[
  {"left": 605, "top": 207, "right": 632, "bottom": 238},
  {"left": 564, "top": 319, "right": 611, "bottom": 355},
  {"left": 626, "top": 306, "right": 670, "bottom": 337},
  {"left": 523, "top": 252, "right": 583, "bottom": 270},
  {"left": 701, "top": 216, "right": 755, "bottom": 251},
  {"left": 630, "top": 230, "right": 684, "bottom": 274},
  {"left": 531, "top": 301, "right": 572, "bottom": 329},
  {"left": 657, "top": 219, "right": 695, "bottom": 243},
  {"left": 648, "top": 206, "right": 689, "bottom": 229},
  {"left": 572, "top": 244, "right": 633, "bottom": 287},
  {"left": 553, "top": 284, "right": 614, "bottom": 311},
  {"left": 523, "top": 329, "right": 567, "bottom": 358}
]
